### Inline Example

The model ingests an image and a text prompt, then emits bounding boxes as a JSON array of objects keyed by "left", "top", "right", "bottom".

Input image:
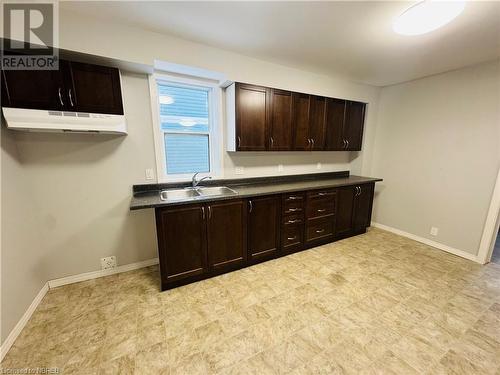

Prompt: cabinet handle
[
  {"left": 316, "top": 229, "right": 325, "bottom": 234},
  {"left": 237, "top": 136, "right": 241, "bottom": 148},
  {"left": 68, "top": 89, "right": 74, "bottom": 107},
  {"left": 307, "top": 139, "right": 311, "bottom": 148},
  {"left": 201, "top": 207, "right": 205, "bottom": 220},
  {"left": 318, "top": 192, "right": 327, "bottom": 196},
  {"left": 317, "top": 209, "right": 326, "bottom": 213},
  {"left": 311, "top": 139, "right": 315, "bottom": 148},
  {"left": 346, "top": 139, "right": 349, "bottom": 149},
  {"left": 58, "top": 87, "right": 64, "bottom": 107},
  {"left": 354, "top": 186, "right": 359, "bottom": 196},
  {"left": 288, "top": 196, "right": 301, "bottom": 200},
  {"left": 249, "top": 200, "right": 253, "bottom": 213},
  {"left": 208, "top": 206, "right": 212, "bottom": 220},
  {"left": 270, "top": 137, "right": 274, "bottom": 147},
  {"left": 287, "top": 219, "right": 301, "bottom": 224},
  {"left": 358, "top": 186, "right": 362, "bottom": 196},
  {"left": 288, "top": 208, "right": 301, "bottom": 212},
  {"left": 287, "top": 236, "right": 297, "bottom": 241}
]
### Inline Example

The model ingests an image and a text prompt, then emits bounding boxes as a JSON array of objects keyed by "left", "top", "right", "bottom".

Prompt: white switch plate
[
  {"left": 145, "top": 168, "right": 155, "bottom": 180},
  {"left": 101, "top": 256, "right": 116, "bottom": 270},
  {"left": 430, "top": 227, "right": 439, "bottom": 236},
  {"left": 235, "top": 166, "right": 245, "bottom": 175},
  {"left": 316, "top": 163, "right": 322, "bottom": 170},
  {"left": 278, "top": 164, "right": 284, "bottom": 172}
]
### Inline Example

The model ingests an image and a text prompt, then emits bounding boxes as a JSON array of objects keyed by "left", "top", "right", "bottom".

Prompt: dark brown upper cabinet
[
  {"left": 308, "top": 95, "right": 327, "bottom": 150},
  {"left": 247, "top": 195, "right": 281, "bottom": 263},
  {"left": 1, "top": 59, "right": 123, "bottom": 115},
  {"left": 291, "top": 93, "right": 311, "bottom": 150},
  {"left": 226, "top": 82, "right": 366, "bottom": 152},
  {"left": 269, "top": 89, "right": 293, "bottom": 150},
  {"left": 234, "top": 83, "right": 269, "bottom": 151},
  {"left": 64, "top": 61, "right": 123, "bottom": 115}
]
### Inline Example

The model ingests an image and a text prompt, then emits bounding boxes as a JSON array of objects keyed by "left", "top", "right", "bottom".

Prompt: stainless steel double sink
[{"left": 159, "top": 186, "right": 238, "bottom": 202}]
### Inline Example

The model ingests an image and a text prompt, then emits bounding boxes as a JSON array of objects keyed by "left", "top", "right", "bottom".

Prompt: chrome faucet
[{"left": 192, "top": 172, "right": 211, "bottom": 188}]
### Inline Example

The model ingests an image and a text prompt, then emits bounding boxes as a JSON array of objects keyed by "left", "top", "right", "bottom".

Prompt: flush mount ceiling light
[
  {"left": 159, "top": 95, "right": 174, "bottom": 105},
  {"left": 393, "top": 0, "right": 466, "bottom": 36}
]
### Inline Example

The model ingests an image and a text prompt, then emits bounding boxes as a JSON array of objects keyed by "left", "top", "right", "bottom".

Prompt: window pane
[
  {"left": 165, "top": 134, "right": 210, "bottom": 175},
  {"left": 158, "top": 84, "right": 209, "bottom": 133}
]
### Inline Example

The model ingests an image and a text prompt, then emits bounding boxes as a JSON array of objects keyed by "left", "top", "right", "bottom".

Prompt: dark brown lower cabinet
[
  {"left": 155, "top": 183, "right": 375, "bottom": 290},
  {"left": 247, "top": 196, "right": 281, "bottom": 262},
  {"left": 207, "top": 200, "right": 247, "bottom": 272},
  {"left": 155, "top": 204, "right": 207, "bottom": 288}
]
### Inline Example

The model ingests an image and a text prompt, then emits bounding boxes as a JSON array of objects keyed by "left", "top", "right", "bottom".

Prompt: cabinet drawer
[
  {"left": 306, "top": 197, "right": 335, "bottom": 219},
  {"left": 282, "top": 224, "right": 303, "bottom": 248},
  {"left": 306, "top": 217, "right": 334, "bottom": 242},
  {"left": 283, "top": 214, "right": 303, "bottom": 225},
  {"left": 307, "top": 189, "right": 336, "bottom": 199},
  {"left": 283, "top": 200, "right": 304, "bottom": 215}
]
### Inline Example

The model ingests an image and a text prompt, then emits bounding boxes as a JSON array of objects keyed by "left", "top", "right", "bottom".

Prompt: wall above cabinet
[{"left": 225, "top": 82, "right": 366, "bottom": 152}]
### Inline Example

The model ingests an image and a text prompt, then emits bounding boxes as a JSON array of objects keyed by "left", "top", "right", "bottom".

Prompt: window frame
[{"left": 149, "top": 73, "right": 222, "bottom": 183}]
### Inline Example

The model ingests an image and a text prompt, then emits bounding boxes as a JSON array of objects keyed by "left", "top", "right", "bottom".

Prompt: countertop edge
[{"left": 130, "top": 176, "right": 383, "bottom": 211}]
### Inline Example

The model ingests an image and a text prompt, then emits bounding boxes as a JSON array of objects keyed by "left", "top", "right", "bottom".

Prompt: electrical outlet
[
  {"left": 278, "top": 164, "right": 284, "bottom": 172},
  {"left": 235, "top": 166, "right": 245, "bottom": 175},
  {"left": 430, "top": 227, "right": 439, "bottom": 236},
  {"left": 145, "top": 168, "right": 155, "bottom": 180},
  {"left": 101, "top": 256, "right": 116, "bottom": 270},
  {"left": 316, "top": 162, "right": 322, "bottom": 170}
]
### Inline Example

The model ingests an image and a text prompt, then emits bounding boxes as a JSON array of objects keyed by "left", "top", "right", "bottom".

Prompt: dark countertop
[{"left": 130, "top": 172, "right": 382, "bottom": 210}]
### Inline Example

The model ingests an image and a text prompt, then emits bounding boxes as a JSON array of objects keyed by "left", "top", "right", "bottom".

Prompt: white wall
[
  {"left": 371, "top": 60, "right": 500, "bottom": 256},
  {"left": 0, "top": 9, "right": 380, "bottom": 344}
]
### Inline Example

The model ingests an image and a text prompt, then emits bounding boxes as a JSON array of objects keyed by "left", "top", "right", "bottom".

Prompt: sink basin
[
  {"left": 196, "top": 186, "right": 238, "bottom": 197},
  {"left": 159, "top": 188, "right": 200, "bottom": 201},
  {"left": 159, "top": 186, "right": 238, "bottom": 202}
]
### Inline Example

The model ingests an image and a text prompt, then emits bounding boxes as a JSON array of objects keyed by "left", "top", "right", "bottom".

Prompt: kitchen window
[{"left": 150, "top": 73, "right": 221, "bottom": 182}]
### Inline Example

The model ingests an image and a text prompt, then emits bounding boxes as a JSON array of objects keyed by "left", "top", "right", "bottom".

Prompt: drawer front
[
  {"left": 306, "top": 217, "right": 334, "bottom": 242},
  {"left": 307, "top": 189, "right": 336, "bottom": 200},
  {"left": 283, "top": 213, "right": 304, "bottom": 225},
  {"left": 283, "top": 192, "right": 305, "bottom": 203},
  {"left": 283, "top": 200, "right": 304, "bottom": 215},
  {"left": 306, "top": 197, "right": 335, "bottom": 219},
  {"left": 282, "top": 224, "right": 304, "bottom": 249}
]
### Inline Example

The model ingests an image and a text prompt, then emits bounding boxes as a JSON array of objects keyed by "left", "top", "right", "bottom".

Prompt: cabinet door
[
  {"left": 292, "top": 93, "right": 311, "bottom": 150},
  {"left": 269, "top": 89, "right": 293, "bottom": 150},
  {"left": 207, "top": 200, "right": 247, "bottom": 272},
  {"left": 353, "top": 183, "right": 375, "bottom": 231},
  {"left": 66, "top": 61, "right": 123, "bottom": 114},
  {"left": 344, "top": 101, "right": 365, "bottom": 151},
  {"left": 324, "top": 98, "right": 346, "bottom": 150},
  {"left": 335, "top": 186, "right": 355, "bottom": 238},
  {"left": 235, "top": 83, "right": 268, "bottom": 151},
  {"left": 1, "top": 68, "right": 66, "bottom": 110},
  {"left": 308, "top": 95, "right": 327, "bottom": 150},
  {"left": 248, "top": 196, "right": 281, "bottom": 262},
  {"left": 156, "top": 204, "right": 207, "bottom": 288}
]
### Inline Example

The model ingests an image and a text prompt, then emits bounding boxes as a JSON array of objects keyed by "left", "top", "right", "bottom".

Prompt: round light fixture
[
  {"left": 179, "top": 119, "right": 197, "bottom": 127},
  {"left": 159, "top": 95, "right": 174, "bottom": 105},
  {"left": 393, "top": 0, "right": 466, "bottom": 36}
]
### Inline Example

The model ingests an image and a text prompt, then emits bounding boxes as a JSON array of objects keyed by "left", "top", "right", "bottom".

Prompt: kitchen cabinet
[
  {"left": 207, "top": 200, "right": 247, "bottom": 272},
  {"left": 226, "top": 82, "right": 365, "bottom": 152},
  {"left": 1, "top": 59, "right": 123, "bottom": 115},
  {"left": 269, "top": 89, "right": 293, "bottom": 150},
  {"left": 155, "top": 204, "right": 208, "bottom": 288},
  {"left": 247, "top": 195, "right": 281, "bottom": 262},
  {"left": 335, "top": 182, "right": 374, "bottom": 238},
  {"left": 234, "top": 83, "right": 269, "bottom": 151},
  {"left": 305, "top": 189, "right": 336, "bottom": 243}
]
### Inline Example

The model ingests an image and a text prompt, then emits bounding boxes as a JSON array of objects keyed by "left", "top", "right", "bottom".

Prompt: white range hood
[{"left": 2, "top": 107, "right": 127, "bottom": 134}]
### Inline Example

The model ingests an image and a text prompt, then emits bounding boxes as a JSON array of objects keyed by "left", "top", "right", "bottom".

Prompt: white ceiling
[{"left": 61, "top": 1, "right": 500, "bottom": 86}]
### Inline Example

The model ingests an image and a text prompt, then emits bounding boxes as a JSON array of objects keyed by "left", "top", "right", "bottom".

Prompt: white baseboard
[
  {"left": 1, "top": 258, "right": 159, "bottom": 362},
  {"left": 48, "top": 258, "right": 159, "bottom": 288},
  {"left": 371, "top": 222, "right": 480, "bottom": 263},
  {"left": 0, "top": 283, "right": 49, "bottom": 362}
]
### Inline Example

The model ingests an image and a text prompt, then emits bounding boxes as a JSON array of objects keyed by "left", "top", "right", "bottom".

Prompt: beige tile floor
[{"left": 2, "top": 228, "right": 500, "bottom": 375}]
